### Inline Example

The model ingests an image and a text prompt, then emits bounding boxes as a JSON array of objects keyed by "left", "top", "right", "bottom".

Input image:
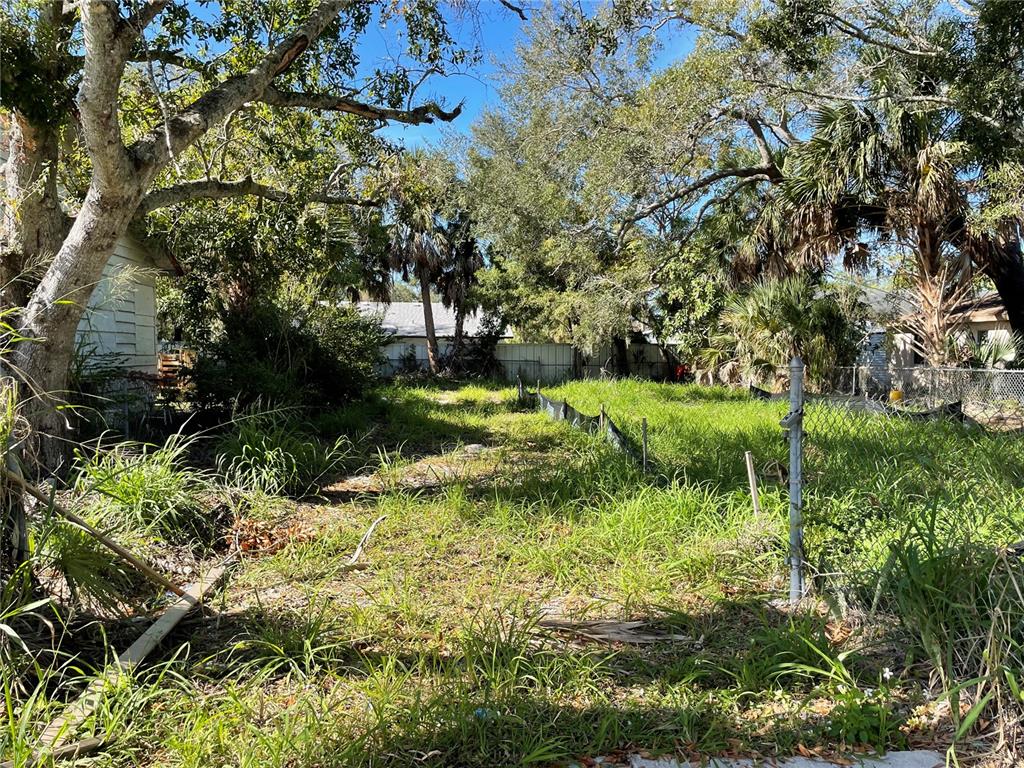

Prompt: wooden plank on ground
[{"left": 25, "top": 562, "right": 229, "bottom": 761}]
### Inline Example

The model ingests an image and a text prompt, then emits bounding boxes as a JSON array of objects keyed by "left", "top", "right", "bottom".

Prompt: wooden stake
[
  {"left": 1, "top": 467, "right": 196, "bottom": 605},
  {"left": 37, "top": 561, "right": 231, "bottom": 753},
  {"left": 641, "top": 418, "right": 649, "bottom": 472},
  {"left": 345, "top": 515, "right": 386, "bottom": 567},
  {"left": 745, "top": 450, "right": 761, "bottom": 519}
]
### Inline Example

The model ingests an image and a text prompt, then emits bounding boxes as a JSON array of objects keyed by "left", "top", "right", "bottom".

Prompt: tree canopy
[{"left": 461, "top": 0, "right": 1024, "bottom": 364}]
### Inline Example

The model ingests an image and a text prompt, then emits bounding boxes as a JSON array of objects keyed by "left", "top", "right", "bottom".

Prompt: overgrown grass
[
  {"left": 73, "top": 431, "right": 214, "bottom": 544},
  {"left": 6, "top": 379, "right": 1023, "bottom": 766},
  {"left": 215, "top": 408, "right": 351, "bottom": 496}
]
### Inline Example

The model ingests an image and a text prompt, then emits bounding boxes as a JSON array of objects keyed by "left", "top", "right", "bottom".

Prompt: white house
[
  {"left": 357, "top": 301, "right": 510, "bottom": 368},
  {"left": 950, "top": 292, "right": 1014, "bottom": 348},
  {"left": 357, "top": 301, "right": 672, "bottom": 382},
  {"left": 75, "top": 230, "right": 180, "bottom": 375}
]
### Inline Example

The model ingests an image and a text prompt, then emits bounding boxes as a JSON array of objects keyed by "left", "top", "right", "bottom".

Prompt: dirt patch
[{"left": 324, "top": 444, "right": 500, "bottom": 497}]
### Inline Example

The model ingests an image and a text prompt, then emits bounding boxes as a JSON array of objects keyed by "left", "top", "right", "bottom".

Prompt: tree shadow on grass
[{"left": 149, "top": 594, "right": 918, "bottom": 766}]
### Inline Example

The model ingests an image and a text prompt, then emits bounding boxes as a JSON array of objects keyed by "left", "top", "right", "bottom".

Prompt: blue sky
[
  {"left": 362, "top": 2, "right": 529, "bottom": 149},
  {"left": 359, "top": 2, "right": 695, "bottom": 149}
]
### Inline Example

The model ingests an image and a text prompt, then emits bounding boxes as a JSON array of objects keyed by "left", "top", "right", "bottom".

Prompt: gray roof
[
  {"left": 357, "top": 302, "right": 510, "bottom": 339},
  {"left": 860, "top": 285, "right": 913, "bottom": 318}
]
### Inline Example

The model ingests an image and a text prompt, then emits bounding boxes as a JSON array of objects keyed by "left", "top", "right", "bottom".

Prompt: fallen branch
[
  {"left": 345, "top": 515, "right": 387, "bottom": 567},
  {"left": 538, "top": 617, "right": 692, "bottom": 645},
  {"left": 1, "top": 467, "right": 197, "bottom": 605},
  {"left": 0, "top": 737, "right": 106, "bottom": 768},
  {"left": 33, "top": 561, "right": 232, "bottom": 758}
]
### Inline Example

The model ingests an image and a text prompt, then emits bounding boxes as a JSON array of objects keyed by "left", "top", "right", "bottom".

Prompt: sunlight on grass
[{"left": 11, "top": 379, "right": 1021, "bottom": 767}]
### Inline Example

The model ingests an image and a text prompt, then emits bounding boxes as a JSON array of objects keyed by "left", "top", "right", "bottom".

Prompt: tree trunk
[
  {"left": 571, "top": 346, "right": 584, "bottom": 378},
  {"left": 14, "top": 184, "right": 143, "bottom": 471},
  {"left": 449, "top": 307, "right": 466, "bottom": 370},
  {"left": 419, "top": 277, "right": 440, "bottom": 374},
  {"left": 0, "top": 113, "right": 69, "bottom": 309},
  {"left": 980, "top": 235, "right": 1024, "bottom": 342},
  {"left": 612, "top": 337, "right": 630, "bottom": 377}
]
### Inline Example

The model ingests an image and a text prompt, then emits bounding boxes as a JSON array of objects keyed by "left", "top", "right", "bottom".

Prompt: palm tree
[
  {"left": 389, "top": 200, "right": 447, "bottom": 374},
  {"left": 701, "top": 277, "right": 866, "bottom": 386},
  {"left": 436, "top": 212, "right": 485, "bottom": 367},
  {"left": 778, "top": 86, "right": 975, "bottom": 364}
]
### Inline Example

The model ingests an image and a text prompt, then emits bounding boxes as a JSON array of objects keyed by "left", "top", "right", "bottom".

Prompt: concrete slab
[{"left": 617, "top": 751, "right": 943, "bottom": 768}]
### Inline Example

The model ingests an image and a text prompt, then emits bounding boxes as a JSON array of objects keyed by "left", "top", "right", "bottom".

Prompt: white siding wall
[{"left": 75, "top": 236, "right": 160, "bottom": 373}]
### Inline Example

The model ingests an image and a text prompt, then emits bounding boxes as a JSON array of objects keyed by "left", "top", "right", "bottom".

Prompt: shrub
[
  {"left": 188, "top": 301, "right": 388, "bottom": 410},
  {"left": 73, "top": 432, "right": 213, "bottom": 545},
  {"left": 216, "top": 409, "right": 350, "bottom": 496}
]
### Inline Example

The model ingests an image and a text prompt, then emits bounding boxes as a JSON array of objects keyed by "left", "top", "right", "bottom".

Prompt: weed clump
[
  {"left": 73, "top": 431, "right": 213, "bottom": 544},
  {"left": 216, "top": 409, "right": 350, "bottom": 496}
]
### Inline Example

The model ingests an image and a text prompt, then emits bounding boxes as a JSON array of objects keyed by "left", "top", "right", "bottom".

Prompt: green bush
[
  {"left": 216, "top": 409, "right": 351, "bottom": 496},
  {"left": 188, "top": 301, "right": 387, "bottom": 410},
  {"left": 73, "top": 432, "right": 214, "bottom": 545}
]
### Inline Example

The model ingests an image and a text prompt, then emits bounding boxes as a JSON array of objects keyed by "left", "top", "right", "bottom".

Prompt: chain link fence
[
  {"left": 784, "top": 358, "right": 1024, "bottom": 605},
  {"left": 827, "top": 365, "right": 1024, "bottom": 430}
]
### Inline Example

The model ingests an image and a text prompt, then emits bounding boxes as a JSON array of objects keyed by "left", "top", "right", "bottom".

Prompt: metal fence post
[{"left": 784, "top": 356, "right": 805, "bottom": 605}]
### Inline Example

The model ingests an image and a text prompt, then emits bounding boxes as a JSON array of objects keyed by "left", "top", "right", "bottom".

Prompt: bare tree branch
[
  {"left": 129, "top": 0, "right": 355, "bottom": 172},
  {"left": 259, "top": 86, "right": 463, "bottom": 125},
  {"left": 741, "top": 116, "right": 782, "bottom": 177},
  {"left": 498, "top": 0, "right": 528, "bottom": 21},
  {"left": 120, "top": 0, "right": 171, "bottom": 35},
  {"left": 136, "top": 177, "right": 379, "bottom": 215},
  {"left": 657, "top": 175, "right": 767, "bottom": 267},
  {"left": 748, "top": 78, "right": 1008, "bottom": 132},
  {"left": 625, "top": 166, "right": 776, "bottom": 227},
  {"left": 821, "top": 11, "right": 942, "bottom": 57},
  {"left": 130, "top": 48, "right": 214, "bottom": 77}
]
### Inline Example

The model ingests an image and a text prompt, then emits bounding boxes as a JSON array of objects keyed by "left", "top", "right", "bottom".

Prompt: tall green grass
[
  {"left": 73, "top": 431, "right": 214, "bottom": 544},
  {"left": 216, "top": 409, "right": 351, "bottom": 496},
  {"left": 547, "top": 378, "right": 1024, "bottom": 753},
  {"left": 7, "top": 379, "right": 1021, "bottom": 764}
]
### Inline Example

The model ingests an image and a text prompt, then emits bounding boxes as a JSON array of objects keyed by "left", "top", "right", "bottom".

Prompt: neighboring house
[
  {"left": 949, "top": 292, "right": 1013, "bottom": 347},
  {"left": 855, "top": 285, "right": 916, "bottom": 373},
  {"left": 75, "top": 229, "right": 181, "bottom": 375},
  {"left": 2, "top": 136, "right": 179, "bottom": 377},
  {"left": 357, "top": 301, "right": 511, "bottom": 367},
  {"left": 856, "top": 289, "right": 1015, "bottom": 386},
  {"left": 357, "top": 301, "right": 671, "bottom": 382}
]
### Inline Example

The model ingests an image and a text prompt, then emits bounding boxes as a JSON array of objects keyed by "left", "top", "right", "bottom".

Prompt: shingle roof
[{"left": 357, "top": 302, "right": 510, "bottom": 338}]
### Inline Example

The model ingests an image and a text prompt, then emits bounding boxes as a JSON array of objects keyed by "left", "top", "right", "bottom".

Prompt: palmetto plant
[
  {"left": 777, "top": 75, "right": 978, "bottom": 364},
  {"left": 701, "top": 277, "right": 866, "bottom": 386},
  {"left": 964, "top": 331, "right": 1021, "bottom": 369}
]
